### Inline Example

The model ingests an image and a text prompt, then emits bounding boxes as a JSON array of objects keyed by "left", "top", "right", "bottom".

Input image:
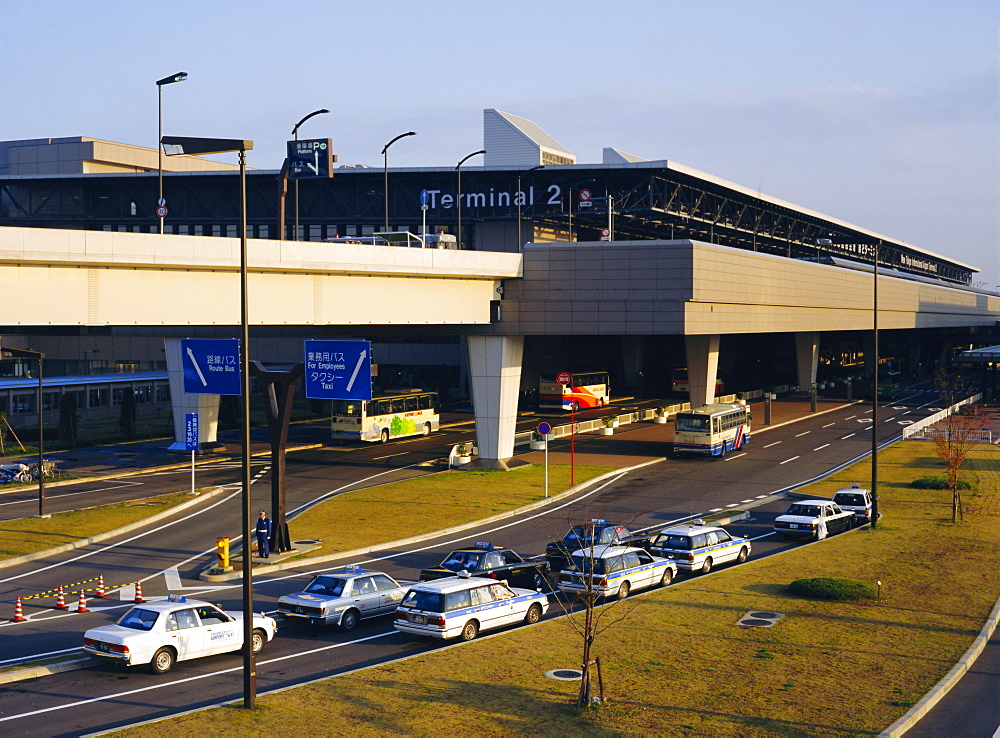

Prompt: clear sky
[{"left": 3, "top": 1, "right": 997, "bottom": 287}]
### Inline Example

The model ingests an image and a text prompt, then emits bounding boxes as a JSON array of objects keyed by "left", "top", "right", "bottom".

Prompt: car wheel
[
  {"left": 524, "top": 604, "right": 542, "bottom": 625},
  {"left": 150, "top": 647, "right": 175, "bottom": 675},
  {"left": 460, "top": 620, "right": 479, "bottom": 641},
  {"left": 532, "top": 572, "right": 546, "bottom": 591},
  {"left": 341, "top": 609, "right": 360, "bottom": 631},
  {"left": 660, "top": 568, "right": 673, "bottom": 587},
  {"left": 251, "top": 628, "right": 266, "bottom": 654},
  {"left": 617, "top": 581, "right": 630, "bottom": 600},
  {"left": 701, "top": 557, "right": 713, "bottom": 575},
  {"left": 736, "top": 547, "right": 749, "bottom": 564}
]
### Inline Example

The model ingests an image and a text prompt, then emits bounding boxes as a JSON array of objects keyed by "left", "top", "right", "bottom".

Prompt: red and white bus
[{"left": 538, "top": 371, "right": 610, "bottom": 411}]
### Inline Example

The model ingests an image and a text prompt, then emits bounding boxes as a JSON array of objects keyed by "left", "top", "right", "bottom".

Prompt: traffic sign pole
[{"left": 537, "top": 422, "right": 552, "bottom": 498}]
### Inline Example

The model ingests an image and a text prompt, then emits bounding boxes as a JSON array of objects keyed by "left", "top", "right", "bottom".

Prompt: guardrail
[{"left": 902, "top": 393, "right": 983, "bottom": 439}]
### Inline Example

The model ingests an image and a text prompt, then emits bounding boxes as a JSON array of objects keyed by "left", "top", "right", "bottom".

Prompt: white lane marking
[
  {"left": 822, "top": 423, "right": 836, "bottom": 428},
  {"left": 901, "top": 411, "right": 912, "bottom": 416},
  {"left": 841, "top": 433, "right": 856, "bottom": 439},
  {"left": 856, "top": 418, "right": 872, "bottom": 423},
  {"left": 723, "top": 453, "right": 747, "bottom": 461},
  {"left": 725, "top": 503, "right": 738, "bottom": 508},
  {"left": 373, "top": 452, "right": 407, "bottom": 460},
  {"left": 0, "top": 631, "right": 394, "bottom": 724},
  {"left": 779, "top": 456, "right": 800, "bottom": 465},
  {"left": 813, "top": 444, "right": 830, "bottom": 451},
  {"left": 898, "top": 420, "right": 914, "bottom": 426},
  {"left": 0, "top": 480, "right": 145, "bottom": 508},
  {"left": 164, "top": 565, "right": 218, "bottom": 593},
  {"left": 0, "top": 646, "right": 84, "bottom": 667},
  {"left": 763, "top": 441, "right": 781, "bottom": 448},
  {"left": 845, "top": 415, "right": 856, "bottom": 420},
  {"left": 795, "top": 431, "right": 811, "bottom": 437},
  {"left": 708, "top": 508, "right": 723, "bottom": 513},
  {"left": 740, "top": 499, "right": 754, "bottom": 504},
  {"left": 755, "top": 495, "right": 768, "bottom": 499},
  {"left": 748, "top": 531, "right": 778, "bottom": 541}
]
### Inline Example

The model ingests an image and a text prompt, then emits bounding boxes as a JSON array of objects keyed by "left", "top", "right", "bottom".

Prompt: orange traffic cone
[
  {"left": 133, "top": 580, "right": 145, "bottom": 604},
  {"left": 11, "top": 597, "right": 26, "bottom": 623},
  {"left": 54, "top": 585, "right": 68, "bottom": 610},
  {"left": 95, "top": 574, "right": 106, "bottom": 598},
  {"left": 75, "top": 590, "right": 90, "bottom": 613}
]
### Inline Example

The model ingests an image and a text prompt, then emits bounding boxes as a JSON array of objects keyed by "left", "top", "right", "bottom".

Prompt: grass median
[
  {"left": 278, "top": 464, "right": 617, "bottom": 560},
  {"left": 0, "top": 492, "right": 201, "bottom": 562},
  {"left": 114, "top": 441, "right": 1000, "bottom": 736}
]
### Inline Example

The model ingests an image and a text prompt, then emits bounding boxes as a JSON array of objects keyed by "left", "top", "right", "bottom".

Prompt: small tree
[
  {"left": 58, "top": 393, "right": 79, "bottom": 446},
  {"left": 933, "top": 373, "right": 990, "bottom": 522}
]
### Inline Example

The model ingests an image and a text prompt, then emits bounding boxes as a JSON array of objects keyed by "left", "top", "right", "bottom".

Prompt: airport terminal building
[{"left": 1, "top": 110, "right": 997, "bottom": 462}]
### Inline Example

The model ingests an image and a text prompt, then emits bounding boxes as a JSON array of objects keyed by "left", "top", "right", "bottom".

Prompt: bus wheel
[
  {"left": 423, "top": 422, "right": 432, "bottom": 436},
  {"left": 380, "top": 428, "right": 390, "bottom": 443}
]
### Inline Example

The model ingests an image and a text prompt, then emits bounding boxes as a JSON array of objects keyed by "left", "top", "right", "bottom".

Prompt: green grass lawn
[
  {"left": 111, "top": 441, "right": 1000, "bottom": 736},
  {"left": 0, "top": 492, "right": 201, "bottom": 561}
]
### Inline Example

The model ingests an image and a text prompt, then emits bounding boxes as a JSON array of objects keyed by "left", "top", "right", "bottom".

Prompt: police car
[
  {"left": 831, "top": 485, "right": 874, "bottom": 523},
  {"left": 773, "top": 500, "right": 856, "bottom": 541},
  {"left": 558, "top": 544, "right": 676, "bottom": 600},
  {"left": 545, "top": 519, "right": 647, "bottom": 572},
  {"left": 647, "top": 521, "right": 751, "bottom": 574},
  {"left": 83, "top": 595, "right": 277, "bottom": 674},
  {"left": 277, "top": 565, "right": 409, "bottom": 630},
  {"left": 419, "top": 542, "right": 548, "bottom": 591},
  {"left": 394, "top": 574, "right": 549, "bottom": 641}
]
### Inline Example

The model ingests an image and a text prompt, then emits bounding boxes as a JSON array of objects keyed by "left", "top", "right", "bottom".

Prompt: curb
[
  {"left": 0, "top": 655, "right": 93, "bottom": 684},
  {"left": 199, "top": 458, "right": 666, "bottom": 581},
  {"left": 878, "top": 594, "right": 1000, "bottom": 737},
  {"left": 0, "top": 485, "right": 232, "bottom": 572}
]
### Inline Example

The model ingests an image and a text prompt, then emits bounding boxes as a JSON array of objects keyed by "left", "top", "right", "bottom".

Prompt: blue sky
[{"left": 3, "top": 1, "right": 998, "bottom": 286}]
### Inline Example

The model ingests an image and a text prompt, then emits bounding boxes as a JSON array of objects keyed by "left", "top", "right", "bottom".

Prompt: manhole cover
[
  {"left": 749, "top": 612, "right": 780, "bottom": 619},
  {"left": 737, "top": 611, "right": 784, "bottom": 627},
  {"left": 545, "top": 669, "right": 583, "bottom": 681},
  {"left": 740, "top": 618, "right": 775, "bottom": 627},
  {"left": 294, "top": 540, "right": 319, "bottom": 545}
]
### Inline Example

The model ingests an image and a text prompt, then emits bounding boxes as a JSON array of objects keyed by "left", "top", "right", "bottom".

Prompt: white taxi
[
  {"left": 83, "top": 595, "right": 277, "bottom": 674},
  {"left": 773, "top": 499, "right": 856, "bottom": 541},
  {"left": 558, "top": 544, "right": 676, "bottom": 600},
  {"left": 394, "top": 574, "right": 549, "bottom": 641},
  {"left": 648, "top": 521, "right": 751, "bottom": 574}
]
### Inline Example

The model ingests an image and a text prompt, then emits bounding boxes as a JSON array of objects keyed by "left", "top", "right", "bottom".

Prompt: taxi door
[
  {"left": 165, "top": 609, "right": 207, "bottom": 660},
  {"left": 372, "top": 574, "right": 405, "bottom": 614},
  {"left": 197, "top": 605, "right": 240, "bottom": 655},
  {"left": 350, "top": 576, "right": 382, "bottom": 616}
]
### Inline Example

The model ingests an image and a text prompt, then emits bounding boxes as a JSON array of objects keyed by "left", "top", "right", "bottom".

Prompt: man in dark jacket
[{"left": 255, "top": 510, "right": 272, "bottom": 559}]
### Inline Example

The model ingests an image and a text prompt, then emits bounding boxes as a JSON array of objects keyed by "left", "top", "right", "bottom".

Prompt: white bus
[
  {"left": 331, "top": 389, "right": 440, "bottom": 443},
  {"left": 538, "top": 371, "right": 610, "bottom": 411},
  {"left": 672, "top": 402, "right": 751, "bottom": 457}
]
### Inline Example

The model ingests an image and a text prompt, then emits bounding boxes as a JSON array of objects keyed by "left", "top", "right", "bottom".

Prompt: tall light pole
[
  {"left": 871, "top": 240, "right": 881, "bottom": 529},
  {"left": 291, "top": 109, "right": 330, "bottom": 241},
  {"left": 517, "top": 165, "right": 544, "bottom": 250},
  {"left": 155, "top": 72, "right": 188, "bottom": 235},
  {"left": 162, "top": 134, "right": 255, "bottom": 708},
  {"left": 455, "top": 150, "right": 485, "bottom": 248},
  {"left": 381, "top": 131, "right": 416, "bottom": 233}
]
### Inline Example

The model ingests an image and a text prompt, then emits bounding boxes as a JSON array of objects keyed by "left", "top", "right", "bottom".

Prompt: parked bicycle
[{"left": 28, "top": 460, "right": 58, "bottom": 480}]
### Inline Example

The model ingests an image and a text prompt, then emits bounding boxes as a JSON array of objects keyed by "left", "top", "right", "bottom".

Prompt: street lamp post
[
  {"left": 291, "top": 109, "right": 330, "bottom": 241},
  {"left": 381, "top": 132, "right": 416, "bottom": 234},
  {"left": 155, "top": 72, "right": 188, "bottom": 235},
  {"left": 517, "top": 165, "right": 544, "bottom": 250},
  {"left": 871, "top": 241, "right": 881, "bottom": 528},
  {"left": 0, "top": 347, "right": 46, "bottom": 517},
  {"left": 455, "top": 150, "right": 485, "bottom": 249},
  {"left": 161, "top": 134, "right": 255, "bottom": 708}
]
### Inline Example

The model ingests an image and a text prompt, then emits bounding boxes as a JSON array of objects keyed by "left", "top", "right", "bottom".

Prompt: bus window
[
  {"left": 405, "top": 396, "right": 418, "bottom": 411},
  {"left": 418, "top": 395, "right": 431, "bottom": 410}
]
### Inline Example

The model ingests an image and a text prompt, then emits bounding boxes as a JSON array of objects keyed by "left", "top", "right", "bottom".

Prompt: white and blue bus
[{"left": 672, "top": 402, "right": 751, "bottom": 457}]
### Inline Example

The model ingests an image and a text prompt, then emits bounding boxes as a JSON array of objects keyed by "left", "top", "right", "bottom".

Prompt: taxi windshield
[
  {"left": 305, "top": 576, "right": 347, "bottom": 596},
  {"left": 439, "top": 551, "right": 483, "bottom": 571},
  {"left": 401, "top": 590, "right": 444, "bottom": 611},
  {"left": 117, "top": 608, "right": 159, "bottom": 631},
  {"left": 786, "top": 504, "right": 821, "bottom": 517},
  {"left": 654, "top": 533, "right": 694, "bottom": 550},
  {"left": 563, "top": 526, "right": 596, "bottom": 545}
]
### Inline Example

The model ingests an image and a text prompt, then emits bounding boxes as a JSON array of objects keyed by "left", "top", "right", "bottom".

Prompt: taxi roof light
[{"left": 167, "top": 594, "right": 187, "bottom": 603}]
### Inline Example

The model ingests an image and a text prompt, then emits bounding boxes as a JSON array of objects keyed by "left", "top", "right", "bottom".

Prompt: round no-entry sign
[
  {"left": 579, "top": 189, "right": 592, "bottom": 202},
  {"left": 156, "top": 206, "right": 168, "bottom": 218},
  {"left": 555, "top": 371, "right": 573, "bottom": 386},
  {"left": 537, "top": 421, "right": 552, "bottom": 435}
]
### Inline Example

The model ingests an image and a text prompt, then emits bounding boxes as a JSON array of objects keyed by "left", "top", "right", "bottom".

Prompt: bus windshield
[{"left": 675, "top": 414, "right": 709, "bottom": 433}]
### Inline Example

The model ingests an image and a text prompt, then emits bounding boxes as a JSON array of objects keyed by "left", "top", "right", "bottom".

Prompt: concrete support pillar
[
  {"left": 795, "top": 332, "right": 820, "bottom": 391},
  {"left": 164, "top": 337, "right": 220, "bottom": 451},
  {"left": 621, "top": 336, "right": 645, "bottom": 395},
  {"left": 467, "top": 335, "right": 523, "bottom": 469},
  {"left": 684, "top": 334, "right": 720, "bottom": 407}
]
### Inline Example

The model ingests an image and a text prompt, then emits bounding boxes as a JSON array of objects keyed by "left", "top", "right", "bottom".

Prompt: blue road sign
[
  {"left": 185, "top": 413, "right": 199, "bottom": 451},
  {"left": 304, "top": 340, "right": 372, "bottom": 400},
  {"left": 537, "top": 421, "right": 552, "bottom": 435},
  {"left": 287, "top": 139, "right": 335, "bottom": 179},
  {"left": 420, "top": 189, "right": 430, "bottom": 206},
  {"left": 181, "top": 338, "right": 241, "bottom": 396}
]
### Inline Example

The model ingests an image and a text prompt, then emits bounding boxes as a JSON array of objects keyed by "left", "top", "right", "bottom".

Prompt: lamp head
[{"left": 156, "top": 72, "right": 188, "bottom": 86}]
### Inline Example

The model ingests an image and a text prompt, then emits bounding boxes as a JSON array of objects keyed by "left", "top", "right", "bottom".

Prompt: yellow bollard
[{"left": 216, "top": 536, "right": 231, "bottom": 569}]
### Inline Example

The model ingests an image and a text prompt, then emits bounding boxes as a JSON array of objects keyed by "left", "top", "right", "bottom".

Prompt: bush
[
  {"left": 788, "top": 577, "right": 877, "bottom": 601},
  {"left": 911, "top": 476, "right": 973, "bottom": 490}
]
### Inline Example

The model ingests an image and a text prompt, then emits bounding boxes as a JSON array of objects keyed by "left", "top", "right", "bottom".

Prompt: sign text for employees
[
  {"left": 304, "top": 339, "right": 372, "bottom": 400},
  {"left": 185, "top": 413, "right": 199, "bottom": 451},
  {"left": 181, "top": 338, "right": 242, "bottom": 396}
]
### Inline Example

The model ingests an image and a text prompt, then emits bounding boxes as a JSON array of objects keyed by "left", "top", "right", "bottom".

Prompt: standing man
[{"left": 255, "top": 510, "right": 272, "bottom": 559}]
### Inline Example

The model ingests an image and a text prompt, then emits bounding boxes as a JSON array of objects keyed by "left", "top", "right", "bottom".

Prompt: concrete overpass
[{"left": 2, "top": 226, "right": 997, "bottom": 466}]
